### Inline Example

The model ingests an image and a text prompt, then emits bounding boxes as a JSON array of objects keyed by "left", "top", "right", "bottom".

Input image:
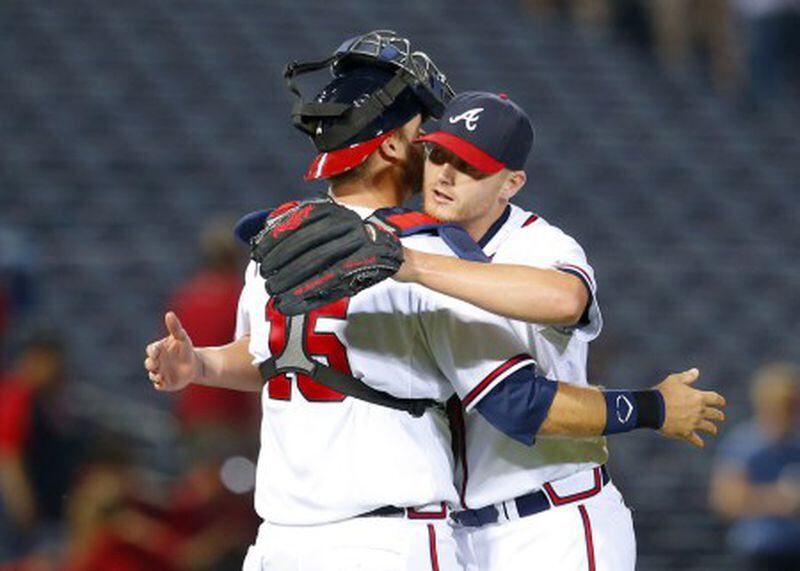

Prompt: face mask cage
[{"left": 332, "top": 30, "right": 454, "bottom": 117}]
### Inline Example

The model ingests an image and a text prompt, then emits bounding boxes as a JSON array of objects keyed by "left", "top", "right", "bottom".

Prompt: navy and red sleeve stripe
[
  {"left": 462, "top": 354, "right": 535, "bottom": 410},
  {"left": 555, "top": 263, "right": 595, "bottom": 292},
  {"left": 522, "top": 213, "right": 539, "bottom": 227}
]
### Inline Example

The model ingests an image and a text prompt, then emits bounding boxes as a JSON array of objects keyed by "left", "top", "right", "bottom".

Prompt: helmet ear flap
[
  {"left": 291, "top": 104, "right": 317, "bottom": 137},
  {"left": 290, "top": 101, "right": 350, "bottom": 138}
]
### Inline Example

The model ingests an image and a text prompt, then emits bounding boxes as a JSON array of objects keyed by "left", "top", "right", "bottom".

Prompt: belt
[
  {"left": 360, "top": 506, "right": 406, "bottom": 517},
  {"left": 453, "top": 466, "right": 610, "bottom": 528},
  {"left": 358, "top": 502, "right": 448, "bottom": 520}
]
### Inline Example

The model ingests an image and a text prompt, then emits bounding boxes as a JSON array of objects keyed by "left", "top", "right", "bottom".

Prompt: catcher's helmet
[{"left": 285, "top": 30, "right": 454, "bottom": 180}]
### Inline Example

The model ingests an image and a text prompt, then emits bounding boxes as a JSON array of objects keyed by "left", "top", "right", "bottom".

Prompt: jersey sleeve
[
  {"left": 234, "top": 262, "right": 257, "bottom": 340},
  {"left": 492, "top": 222, "right": 602, "bottom": 342},
  {"left": 416, "top": 287, "right": 537, "bottom": 413}
]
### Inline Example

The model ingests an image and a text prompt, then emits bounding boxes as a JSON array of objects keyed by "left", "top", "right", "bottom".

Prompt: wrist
[
  {"left": 602, "top": 389, "right": 665, "bottom": 435},
  {"left": 394, "top": 247, "right": 420, "bottom": 283},
  {"left": 194, "top": 349, "right": 211, "bottom": 386}
]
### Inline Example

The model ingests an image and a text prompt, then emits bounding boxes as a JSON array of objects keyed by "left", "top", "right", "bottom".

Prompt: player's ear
[
  {"left": 378, "top": 131, "right": 403, "bottom": 161},
  {"left": 500, "top": 170, "right": 526, "bottom": 200}
]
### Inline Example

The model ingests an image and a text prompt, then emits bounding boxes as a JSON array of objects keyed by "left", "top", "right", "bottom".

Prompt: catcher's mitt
[{"left": 251, "top": 199, "right": 404, "bottom": 315}]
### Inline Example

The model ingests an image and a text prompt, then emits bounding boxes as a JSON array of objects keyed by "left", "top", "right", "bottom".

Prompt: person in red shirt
[
  {"left": 60, "top": 446, "right": 180, "bottom": 571},
  {"left": 0, "top": 332, "right": 78, "bottom": 559},
  {"left": 167, "top": 218, "right": 259, "bottom": 437}
]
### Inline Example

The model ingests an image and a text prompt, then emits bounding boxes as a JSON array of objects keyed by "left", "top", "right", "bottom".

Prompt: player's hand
[
  {"left": 143, "top": 312, "right": 202, "bottom": 392},
  {"left": 656, "top": 368, "right": 726, "bottom": 448}
]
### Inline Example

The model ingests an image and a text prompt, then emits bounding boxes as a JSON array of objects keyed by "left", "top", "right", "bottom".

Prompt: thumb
[
  {"left": 165, "top": 311, "right": 188, "bottom": 342},
  {"left": 679, "top": 368, "right": 700, "bottom": 385}
]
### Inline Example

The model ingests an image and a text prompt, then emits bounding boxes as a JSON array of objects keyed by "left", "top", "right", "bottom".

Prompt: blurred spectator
[
  {"left": 0, "top": 294, "right": 7, "bottom": 365},
  {"left": 608, "top": 0, "right": 653, "bottom": 53},
  {"left": 523, "top": 0, "right": 610, "bottom": 25},
  {"left": 60, "top": 443, "right": 179, "bottom": 571},
  {"left": 167, "top": 217, "right": 258, "bottom": 437},
  {"left": 0, "top": 332, "right": 80, "bottom": 561},
  {"left": 527, "top": 1, "right": 742, "bottom": 93},
  {"left": 734, "top": 0, "right": 800, "bottom": 108},
  {"left": 650, "top": 0, "right": 741, "bottom": 93},
  {"left": 0, "top": 229, "right": 37, "bottom": 366},
  {"left": 59, "top": 439, "right": 257, "bottom": 571},
  {"left": 158, "top": 445, "right": 259, "bottom": 571},
  {"left": 710, "top": 362, "right": 800, "bottom": 571}
]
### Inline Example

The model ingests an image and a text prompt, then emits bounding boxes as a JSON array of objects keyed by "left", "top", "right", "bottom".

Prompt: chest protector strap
[
  {"left": 257, "top": 314, "right": 438, "bottom": 418},
  {"left": 370, "top": 208, "right": 491, "bottom": 262}
]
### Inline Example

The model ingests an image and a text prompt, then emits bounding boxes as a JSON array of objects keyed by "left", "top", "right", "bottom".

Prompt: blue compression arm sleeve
[{"left": 474, "top": 365, "right": 558, "bottom": 446}]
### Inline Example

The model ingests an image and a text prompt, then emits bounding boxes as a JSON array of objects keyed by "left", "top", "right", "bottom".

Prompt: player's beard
[
  {"left": 403, "top": 141, "right": 425, "bottom": 196},
  {"left": 423, "top": 190, "right": 464, "bottom": 224}
]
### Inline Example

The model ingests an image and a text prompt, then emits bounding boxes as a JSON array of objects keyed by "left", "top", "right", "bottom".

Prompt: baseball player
[
  {"left": 145, "top": 32, "right": 725, "bottom": 571},
  {"left": 145, "top": 31, "right": 485, "bottom": 570},
  {"left": 413, "top": 91, "right": 639, "bottom": 570},
  {"left": 261, "top": 91, "right": 727, "bottom": 570}
]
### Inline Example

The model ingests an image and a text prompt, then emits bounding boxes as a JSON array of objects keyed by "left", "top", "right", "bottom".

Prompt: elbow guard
[{"left": 475, "top": 365, "right": 558, "bottom": 446}]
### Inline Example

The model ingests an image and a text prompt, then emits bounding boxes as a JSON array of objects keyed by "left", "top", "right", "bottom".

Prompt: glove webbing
[{"left": 257, "top": 314, "right": 439, "bottom": 418}]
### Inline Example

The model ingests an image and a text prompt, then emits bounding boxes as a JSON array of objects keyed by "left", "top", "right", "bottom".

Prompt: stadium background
[{"left": 1, "top": 1, "right": 799, "bottom": 569}]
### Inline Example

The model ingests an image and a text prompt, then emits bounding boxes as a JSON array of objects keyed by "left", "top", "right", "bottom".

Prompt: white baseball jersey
[
  {"left": 453, "top": 204, "right": 608, "bottom": 510},
  {"left": 235, "top": 205, "right": 537, "bottom": 526}
]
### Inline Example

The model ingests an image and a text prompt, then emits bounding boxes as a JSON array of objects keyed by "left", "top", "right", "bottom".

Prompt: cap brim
[
  {"left": 415, "top": 131, "right": 505, "bottom": 174},
  {"left": 304, "top": 132, "right": 392, "bottom": 181}
]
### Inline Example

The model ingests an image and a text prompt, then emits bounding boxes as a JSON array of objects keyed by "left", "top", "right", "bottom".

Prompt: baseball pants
[
  {"left": 243, "top": 515, "right": 461, "bottom": 571},
  {"left": 455, "top": 482, "right": 636, "bottom": 571}
]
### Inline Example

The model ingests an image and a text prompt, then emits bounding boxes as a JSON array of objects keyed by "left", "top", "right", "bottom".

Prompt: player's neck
[
  {"left": 329, "top": 173, "right": 409, "bottom": 210},
  {"left": 462, "top": 203, "right": 509, "bottom": 243}
]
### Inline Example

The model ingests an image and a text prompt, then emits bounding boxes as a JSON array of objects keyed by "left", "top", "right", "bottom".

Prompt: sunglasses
[{"left": 423, "top": 143, "right": 490, "bottom": 180}]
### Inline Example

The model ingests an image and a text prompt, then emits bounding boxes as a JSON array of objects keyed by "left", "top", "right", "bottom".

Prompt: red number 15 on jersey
[{"left": 265, "top": 298, "right": 351, "bottom": 402}]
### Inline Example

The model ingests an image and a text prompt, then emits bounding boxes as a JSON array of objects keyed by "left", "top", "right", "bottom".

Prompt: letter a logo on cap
[{"left": 448, "top": 107, "right": 484, "bottom": 132}]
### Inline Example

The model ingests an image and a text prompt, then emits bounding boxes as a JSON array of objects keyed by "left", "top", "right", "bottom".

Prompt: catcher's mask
[{"left": 285, "top": 30, "right": 454, "bottom": 180}]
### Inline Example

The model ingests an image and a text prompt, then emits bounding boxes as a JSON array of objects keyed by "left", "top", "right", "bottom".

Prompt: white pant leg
[
  {"left": 454, "top": 524, "right": 480, "bottom": 571},
  {"left": 242, "top": 517, "right": 463, "bottom": 571},
  {"left": 242, "top": 542, "right": 263, "bottom": 571},
  {"left": 466, "top": 483, "right": 636, "bottom": 571}
]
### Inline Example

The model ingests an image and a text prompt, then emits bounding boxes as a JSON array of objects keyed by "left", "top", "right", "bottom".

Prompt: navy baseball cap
[{"left": 416, "top": 91, "right": 534, "bottom": 174}]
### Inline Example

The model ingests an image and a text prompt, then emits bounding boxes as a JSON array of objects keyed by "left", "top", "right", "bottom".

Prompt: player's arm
[
  {"left": 544, "top": 369, "right": 727, "bottom": 447},
  {"left": 144, "top": 312, "right": 262, "bottom": 393},
  {"left": 395, "top": 249, "right": 587, "bottom": 325},
  {"left": 420, "top": 295, "right": 725, "bottom": 449},
  {"left": 475, "top": 366, "right": 726, "bottom": 448}
]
